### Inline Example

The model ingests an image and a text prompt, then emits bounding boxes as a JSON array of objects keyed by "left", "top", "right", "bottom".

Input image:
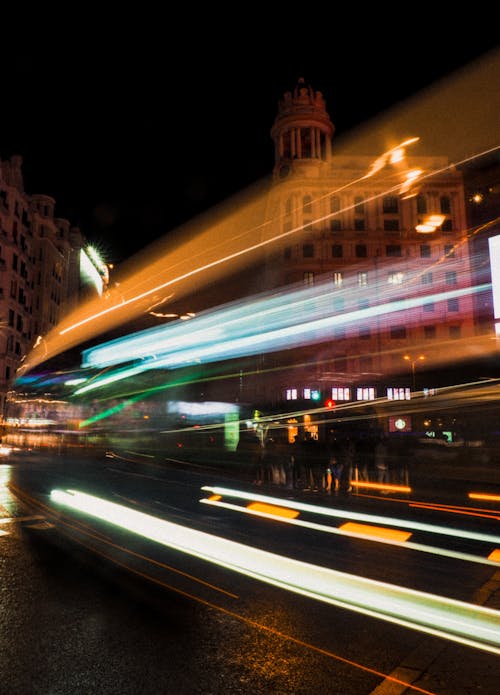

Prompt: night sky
[{"left": 2, "top": 18, "right": 498, "bottom": 265}]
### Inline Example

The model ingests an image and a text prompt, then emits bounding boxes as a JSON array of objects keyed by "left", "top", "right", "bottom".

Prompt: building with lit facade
[
  {"left": 256, "top": 78, "right": 481, "bottom": 413},
  {"left": 0, "top": 155, "right": 108, "bottom": 416}
]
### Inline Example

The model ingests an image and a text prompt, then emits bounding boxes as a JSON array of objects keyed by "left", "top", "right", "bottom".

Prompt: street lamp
[{"left": 404, "top": 354, "right": 425, "bottom": 391}]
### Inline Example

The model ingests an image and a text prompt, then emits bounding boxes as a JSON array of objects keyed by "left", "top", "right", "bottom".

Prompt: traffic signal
[{"left": 324, "top": 398, "right": 336, "bottom": 408}]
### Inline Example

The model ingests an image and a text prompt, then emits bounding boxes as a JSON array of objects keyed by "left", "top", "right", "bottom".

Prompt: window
[
  {"left": 285, "top": 198, "right": 293, "bottom": 215},
  {"left": 420, "top": 244, "right": 431, "bottom": 258},
  {"left": 330, "top": 196, "right": 340, "bottom": 213},
  {"left": 332, "top": 271, "right": 343, "bottom": 286},
  {"left": 423, "top": 302, "right": 435, "bottom": 312},
  {"left": 303, "top": 271, "right": 314, "bottom": 285},
  {"left": 284, "top": 246, "right": 291, "bottom": 259},
  {"left": 356, "top": 387, "right": 375, "bottom": 400},
  {"left": 449, "top": 325, "right": 461, "bottom": 338},
  {"left": 332, "top": 386, "right": 350, "bottom": 401},
  {"left": 447, "top": 298, "right": 459, "bottom": 312},
  {"left": 387, "top": 387, "right": 411, "bottom": 400},
  {"left": 354, "top": 195, "right": 365, "bottom": 213},
  {"left": 441, "top": 219, "right": 453, "bottom": 231},
  {"left": 444, "top": 244, "right": 455, "bottom": 257},
  {"left": 334, "top": 327, "right": 346, "bottom": 338},
  {"left": 416, "top": 194, "right": 427, "bottom": 214},
  {"left": 359, "top": 326, "right": 371, "bottom": 339},
  {"left": 303, "top": 243, "right": 314, "bottom": 258},
  {"left": 303, "top": 195, "right": 313, "bottom": 215},
  {"left": 424, "top": 325, "right": 436, "bottom": 338},
  {"left": 445, "top": 271, "right": 457, "bottom": 285},
  {"left": 335, "top": 354, "right": 347, "bottom": 371},
  {"left": 421, "top": 272, "right": 433, "bottom": 285},
  {"left": 386, "top": 245, "right": 402, "bottom": 257},
  {"left": 390, "top": 325, "right": 407, "bottom": 339},
  {"left": 388, "top": 272, "right": 404, "bottom": 284},
  {"left": 286, "top": 388, "right": 298, "bottom": 400},
  {"left": 358, "top": 299, "right": 369, "bottom": 310},
  {"left": 383, "top": 196, "right": 399, "bottom": 213},
  {"left": 440, "top": 196, "right": 451, "bottom": 214},
  {"left": 330, "top": 219, "right": 342, "bottom": 231},
  {"left": 331, "top": 244, "right": 343, "bottom": 258},
  {"left": 384, "top": 219, "right": 400, "bottom": 231},
  {"left": 354, "top": 218, "right": 365, "bottom": 231},
  {"left": 355, "top": 244, "right": 367, "bottom": 258},
  {"left": 357, "top": 271, "right": 368, "bottom": 286}
]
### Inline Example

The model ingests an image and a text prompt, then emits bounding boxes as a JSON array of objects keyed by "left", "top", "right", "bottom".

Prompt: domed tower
[{"left": 270, "top": 77, "right": 334, "bottom": 181}]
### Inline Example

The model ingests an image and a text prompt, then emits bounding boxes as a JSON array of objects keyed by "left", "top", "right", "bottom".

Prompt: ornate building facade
[{"left": 257, "top": 78, "right": 479, "bottom": 409}]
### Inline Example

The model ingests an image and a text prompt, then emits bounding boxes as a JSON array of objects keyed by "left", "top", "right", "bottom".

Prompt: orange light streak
[
  {"left": 409, "top": 502, "right": 500, "bottom": 522},
  {"left": 469, "top": 492, "right": 500, "bottom": 503},
  {"left": 340, "top": 522, "right": 412, "bottom": 542},
  {"left": 488, "top": 549, "right": 500, "bottom": 563},
  {"left": 247, "top": 502, "right": 300, "bottom": 519},
  {"left": 350, "top": 481, "right": 412, "bottom": 493}
]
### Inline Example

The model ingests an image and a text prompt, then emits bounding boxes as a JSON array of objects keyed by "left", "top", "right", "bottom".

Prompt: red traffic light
[{"left": 324, "top": 399, "right": 335, "bottom": 408}]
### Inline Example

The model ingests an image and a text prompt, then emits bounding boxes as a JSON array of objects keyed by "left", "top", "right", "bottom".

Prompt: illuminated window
[
  {"left": 387, "top": 387, "right": 411, "bottom": 400},
  {"left": 357, "top": 271, "right": 368, "bottom": 286},
  {"left": 445, "top": 271, "right": 457, "bottom": 285},
  {"left": 332, "top": 386, "right": 350, "bottom": 401},
  {"left": 333, "top": 271, "right": 344, "bottom": 286},
  {"left": 304, "top": 388, "right": 311, "bottom": 399},
  {"left": 388, "top": 271, "right": 404, "bottom": 284},
  {"left": 355, "top": 244, "right": 367, "bottom": 258},
  {"left": 447, "top": 298, "right": 459, "bottom": 311},
  {"left": 304, "top": 271, "right": 314, "bottom": 285},
  {"left": 331, "top": 244, "right": 343, "bottom": 258},
  {"left": 420, "top": 244, "right": 431, "bottom": 258},
  {"left": 356, "top": 387, "right": 375, "bottom": 401},
  {"left": 286, "top": 388, "right": 298, "bottom": 400}
]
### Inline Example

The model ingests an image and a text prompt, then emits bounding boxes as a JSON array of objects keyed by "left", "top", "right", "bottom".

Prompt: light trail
[
  {"left": 50, "top": 488, "right": 500, "bottom": 655},
  {"left": 200, "top": 494, "right": 499, "bottom": 568},
  {"left": 200, "top": 486, "right": 500, "bottom": 546}
]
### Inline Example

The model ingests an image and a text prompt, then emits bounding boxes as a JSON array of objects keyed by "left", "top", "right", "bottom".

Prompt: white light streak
[{"left": 50, "top": 488, "right": 500, "bottom": 655}]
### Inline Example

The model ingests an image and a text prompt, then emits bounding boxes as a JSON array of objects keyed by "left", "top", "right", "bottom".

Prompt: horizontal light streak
[
  {"left": 469, "top": 493, "right": 500, "bottom": 503},
  {"left": 50, "top": 488, "right": 500, "bottom": 655},
  {"left": 247, "top": 502, "right": 300, "bottom": 519},
  {"left": 201, "top": 486, "right": 500, "bottom": 546},
  {"left": 74, "top": 280, "right": 490, "bottom": 396},
  {"left": 339, "top": 522, "right": 412, "bottom": 542},
  {"left": 200, "top": 496, "right": 498, "bottom": 567},
  {"left": 350, "top": 481, "right": 412, "bottom": 493}
]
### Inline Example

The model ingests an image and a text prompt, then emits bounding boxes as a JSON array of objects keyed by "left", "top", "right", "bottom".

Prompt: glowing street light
[{"left": 404, "top": 354, "right": 425, "bottom": 391}]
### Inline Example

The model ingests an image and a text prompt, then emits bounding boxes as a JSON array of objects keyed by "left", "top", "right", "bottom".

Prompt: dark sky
[{"left": 2, "top": 19, "right": 498, "bottom": 265}]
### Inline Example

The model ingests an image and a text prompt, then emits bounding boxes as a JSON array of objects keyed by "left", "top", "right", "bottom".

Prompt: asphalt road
[{"left": 1, "top": 451, "right": 499, "bottom": 694}]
